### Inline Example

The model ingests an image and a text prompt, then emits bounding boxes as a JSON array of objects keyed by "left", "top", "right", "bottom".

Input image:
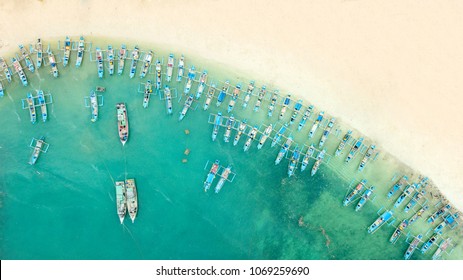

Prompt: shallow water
[{"left": 0, "top": 37, "right": 461, "bottom": 260}]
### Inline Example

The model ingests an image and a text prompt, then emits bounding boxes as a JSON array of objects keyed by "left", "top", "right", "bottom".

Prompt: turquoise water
[{"left": 0, "top": 37, "right": 461, "bottom": 260}]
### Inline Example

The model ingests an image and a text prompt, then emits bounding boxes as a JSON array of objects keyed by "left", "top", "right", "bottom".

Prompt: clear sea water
[{"left": 0, "top": 36, "right": 461, "bottom": 260}]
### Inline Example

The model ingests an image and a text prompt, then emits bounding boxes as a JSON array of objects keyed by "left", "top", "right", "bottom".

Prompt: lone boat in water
[
  {"left": 196, "top": 70, "right": 208, "bottom": 99},
  {"left": 117, "top": 44, "right": 127, "bottom": 75},
  {"left": 19, "top": 44, "right": 35, "bottom": 72},
  {"left": 184, "top": 66, "right": 196, "bottom": 94},
  {"left": 216, "top": 81, "right": 230, "bottom": 107},
  {"left": 421, "top": 234, "right": 438, "bottom": 254},
  {"left": 389, "top": 219, "right": 409, "bottom": 244},
  {"left": 107, "top": 45, "right": 115, "bottom": 75},
  {"left": 267, "top": 91, "right": 279, "bottom": 117},
  {"left": 211, "top": 112, "right": 222, "bottom": 141},
  {"left": 387, "top": 175, "right": 408, "bottom": 199},
  {"left": 204, "top": 160, "right": 220, "bottom": 192},
  {"left": 142, "top": 80, "right": 153, "bottom": 108},
  {"left": 63, "top": 36, "right": 71, "bottom": 67},
  {"left": 166, "top": 53, "right": 174, "bottom": 82},
  {"left": 243, "top": 126, "right": 259, "bottom": 152},
  {"left": 26, "top": 92, "right": 36, "bottom": 124},
  {"left": 289, "top": 99, "right": 303, "bottom": 124},
  {"left": 358, "top": 144, "right": 376, "bottom": 171},
  {"left": 37, "top": 90, "right": 47, "bottom": 122},
  {"left": 227, "top": 84, "right": 241, "bottom": 113},
  {"left": 36, "top": 38, "right": 43, "bottom": 68},
  {"left": 116, "top": 103, "right": 129, "bottom": 145},
  {"left": 253, "top": 86, "right": 267, "bottom": 112},
  {"left": 318, "top": 118, "right": 335, "bottom": 148},
  {"left": 203, "top": 83, "right": 216, "bottom": 110},
  {"left": 29, "top": 136, "right": 46, "bottom": 165},
  {"left": 89, "top": 90, "right": 98, "bottom": 122},
  {"left": 179, "top": 95, "right": 194, "bottom": 121},
  {"left": 242, "top": 81, "right": 255, "bottom": 109},
  {"left": 215, "top": 165, "right": 232, "bottom": 193},
  {"left": 343, "top": 179, "right": 367, "bottom": 206},
  {"left": 115, "top": 181, "right": 127, "bottom": 224},
  {"left": 300, "top": 144, "right": 315, "bottom": 172},
  {"left": 95, "top": 47, "right": 104, "bottom": 78},
  {"left": 223, "top": 115, "right": 235, "bottom": 143},
  {"left": 335, "top": 130, "right": 352, "bottom": 156},
  {"left": 140, "top": 50, "right": 153, "bottom": 78},
  {"left": 233, "top": 120, "right": 247, "bottom": 146},
  {"left": 176, "top": 54, "right": 185, "bottom": 81},
  {"left": 404, "top": 234, "right": 423, "bottom": 260},
  {"left": 298, "top": 105, "right": 314, "bottom": 131},
  {"left": 257, "top": 124, "right": 273, "bottom": 149},
  {"left": 311, "top": 149, "right": 326, "bottom": 176},
  {"left": 75, "top": 36, "right": 85, "bottom": 67},
  {"left": 11, "top": 57, "right": 28, "bottom": 86},
  {"left": 125, "top": 179, "right": 138, "bottom": 223},
  {"left": 368, "top": 210, "right": 393, "bottom": 234},
  {"left": 287, "top": 147, "right": 300, "bottom": 177},
  {"left": 129, "top": 46, "right": 140, "bottom": 78},
  {"left": 164, "top": 86, "right": 173, "bottom": 114},
  {"left": 278, "top": 94, "right": 291, "bottom": 120},
  {"left": 345, "top": 137, "right": 363, "bottom": 163},
  {"left": 275, "top": 137, "right": 293, "bottom": 165},
  {"left": 355, "top": 186, "right": 375, "bottom": 211},
  {"left": 432, "top": 238, "right": 451, "bottom": 260},
  {"left": 308, "top": 111, "right": 324, "bottom": 138}
]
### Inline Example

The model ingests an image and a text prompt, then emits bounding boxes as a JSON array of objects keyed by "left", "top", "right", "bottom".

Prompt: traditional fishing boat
[
  {"left": 404, "top": 234, "right": 423, "bottom": 260},
  {"left": 433, "top": 220, "right": 447, "bottom": 234},
  {"left": 216, "top": 81, "right": 230, "bottom": 107},
  {"left": 203, "top": 83, "right": 216, "bottom": 110},
  {"left": 387, "top": 175, "right": 408, "bottom": 199},
  {"left": 117, "top": 44, "right": 127, "bottom": 75},
  {"left": 107, "top": 45, "right": 115, "bottom": 75},
  {"left": 257, "top": 124, "right": 273, "bottom": 149},
  {"left": 318, "top": 118, "right": 335, "bottom": 148},
  {"left": 215, "top": 165, "right": 232, "bottom": 193},
  {"left": 358, "top": 144, "right": 376, "bottom": 171},
  {"left": 26, "top": 92, "right": 36, "bottom": 124},
  {"left": 394, "top": 183, "right": 417, "bottom": 208},
  {"left": 289, "top": 99, "right": 303, "bottom": 124},
  {"left": 47, "top": 48, "right": 59, "bottom": 78},
  {"left": 343, "top": 179, "right": 367, "bottom": 206},
  {"left": 140, "top": 50, "right": 153, "bottom": 78},
  {"left": 389, "top": 219, "right": 409, "bottom": 244},
  {"left": 223, "top": 116, "right": 235, "bottom": 143},
  {"left": 408, "top": 206, "right": 428, "bottom": 226},
  {"left": 19, "top": 44, "right": 35, "bottom": 72},
  {"left": 432, "top": 238, "right": 451, "bottom": 260},
  {"left": 427, "top": 204, "right": 451, "bottom": 223},
  {"left": 116, "top": 103, "right": 129, "bottom": 145},
  {"left": 129, "top": 46, "right": 140, "bottom": 78},
  {"left": 0, "top": 81, "right": 3, "bottom": 97},
  {"left": 125, "top": 179, "right": 138, "bottom": 223},
  {"left": 271, "top": 124, "right": 288, "bottom": 147},
  {"left": 89, "top": 90, "right": 98, "bottom": 122},
  {"left": 142, "top": 80, "right": 153, "bottom": 108},
  {"left": 37, "top": 90, "right": 47, "bottom": 122},
  {"left": 227, "top": 84, "right": 241, "bottom": 113},
  {"left": 115, "top": 181, "right": 127, "bottom": 224},
  {"left": 275, "top": 137, "right": 293, "bottom": 165},
  {"left": 204, "top": 160, "right": 220, "bottom": 192},
  {"left": 63, "top": 36, "right": 71, "bottom": 67},
  {"left": 242, "top": 81, "right": 255, "bottom": 109},
  {"left": 368, "top": 210, "right": 393, "bottom": 234},
  {"left": 164, "top": 86, "right": 173, "bottom": 114},
  {"left": 243, "top": 126, "right": 259, "bottom": 152},
  {"left": 308, "top": 111, "right": 324, "bottom": 138},
  {"left": 311, "top": 149, "right": 326, "bottom": 176},
  {"left": 300, "top": 145, "right": 315, "bottom": 172},
  {"left": 335, "top": 130, "right": 352, "bottom": 156},
  {"left": 177, "top": 54, "right": 185, "bottom": 81},
  {"left": 179, "top": 95, "right": 194, "bottom": 121},
  {"left": 278, "top": 94, "right": 291, "bottom": 120},
  {"left": 298, "top": 105, "right": 314, "bottom": 131},
  {"left": 155, "top": 60, "right": 162, "bottom": 89},
  {"left": 287, "top": 148, "right": 301, "bottom": 177},
  {"left": 355, "top": 186, "right": 375, "bottom": 211},
  {"left": 166, "top": 53, "right": 174, "bottom": 82},
  {"left": 211, "top": 112, "right": 222, "bottom": 141},
  {"left": 421, "top": 234, "right": 438, "bottom": 254},
  {"left": 253, "top": 86, "right": 267, "bottom": 112},
  {"left": 36, "top": 38, "right": 43, "bottom": 68},
  {"left": 11, "top": 57, "right": 28, "bottom": 86},
  {"left": 404, "top": 190, "right": 426, "bottom": 213},
  {"left": 267, "top": 91, "right": 279, "bottom": 117},
  {"left": 0, "top": 57, "right": 12, "bottom": 83},
  {"left": 233, "top": 120, "right": 247, "bottom": 146},
  {"left": 196, "top": 70, "right": 208, "bottom": 99},
  {"left": 29, "top": 136, "right": 46, "bottom": 165},
  {"left": 95, "top": 47, "right": 104, "bottom": 78},
  {"left": 345, "top": 137, "right": 363, "bottom": 163},
  {"left": 75, "top": 36, "right": 85, "bottom": 67},
  {"left": 184, "top": 66, "right": 196, "bottom": 94}
]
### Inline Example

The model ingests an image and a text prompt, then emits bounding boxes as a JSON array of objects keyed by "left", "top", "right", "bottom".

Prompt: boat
[
  {"left": 204, "top": 160, "right": 220, "bottom": 192},
  {"left": 275, "top": 137, "right": 293, "bottom": 165},
  {"left": 29, "top": 136, "right": 46, "bottom": 165},
  {"left": 387, "top": 175, "right": 408, "bottom": 199},
  {"left": 297, "top": 105, "right": 314, "bottom": 131},
  {"left": 203, "top": 83, "right": 216, "bottom": 110},
  {"left": 211, "top": 112, "right": 222, "bottom": 141},
  {"left": 155, "top": 60, "right": 162, "bottom": 89},
  {"left": 11, "top": 57, "right": 28, "bottom": 86},
  {"left": 308, "top": 111, "right": 324, "bottom": 138},
  {"left": 318, "top": 118, "right": 335, "bottom": 148},
  {"left": 427, "top": 204, "right": 451, "bottom": 223},
  {"left": 243, "top": 126, "right": 259, "bottom": 151},
  {"left": 432, "top": 238, "right": 451, "bottom": 260},
  {"left": 140, "top": 50, "right": 153, "bottom": 78},
  {"left": 116, "top": 103, "right": 129, "bottom": 145},
  {"left": 125, "top": 179, "right": 138, "bottom": 223},
  {"left": 107, "top": 45, "right": 115, "bottom": 75},
  {"left": 394, "top": 183, "right": 417, "bottom": 208},
  {"left": 215, "top": 165, "right": 232, "bottom": 193},
  {"left": 179, "top": 95, "right": 194, "bottom": 121},
  {"left": 196, "top": 70, "right": 208, "bottom": 99},
  {"left": 0, "top": 81, "right": 3, "bottom": 96},
  {"left": 358, "top": 144, "right": 376, "bottom": 171},
  {"left": 408, "top": 206, "right": 428, "bottom": 226},
  {"left": 26, "top": 92, "right": 36, "bottom": 124},
  {"left": 270, "top": 124, "right": 288, "bottom": 147},
  {"left": 63, "top": 36, "right": 71, "bottom": 67},
  {"left": 233, "top": 120, "right": 247, "bottom": 146},
  {"left": 355, "top": 186, "right": 375, "bottom": 211},
  {"left": 242, "top": 81, "right": 255, "bottom": 109},
  {"left": 37, "top": 90, "right": 47, "bottom": 122},
  {"left": 311, "top": 149, "right": 326, "bottom": 176},
  {"left": 95, "top": 47, "right": 104, "bottom": 78},
  {"left": 287, "top": 148, "right": 301, "bottom": 177},
  {"left": 345, "top": 137, "right": 364, "bottom": 163},
  {"left": 267, "top": 91, "right": 279, "bottom": 117},
  {"left": 300, "top": 145, "right": 315, "bottom": 172},
  {"left": 96, "top": 86, "right": 106, "bottom": 92},
  {"left": 19, "top": 44, "right": 35, "bottom": 72},
  {"left": 442, "top": 212, "right": 459, "bottom": 229},
  {"left": 253, "top": 86, "right": 267, "bottom": 112},
  {"left": 176, "top": 54, "right": 185, "bottom": 81},
  {"left": 404, "top": 190, "right": 426, "bottom": 213},
  {"left": 129, "top": 46, "right": 140, "bottom": 78},
  {"left": 367, "top": 210, "right": 393, "bottom": 234},
  {"left": 75, "top": 36, "right": 85, "bottom": 67},
  {"left": 335, "top": 130, "right": 352, "bottom": 156},
  {"left": 184, "top": 66, "right": 196, "bottom": 94},
  {"left": 227, "top": 84, "right": 241, "bottom": 113},
  {"left": 89, "top": 90, "right": 98, "bottom": 122},
  {"left": 142, "top": 80, "right": 153, "bottom": 108},
  {"left": 433, "top": 220, "right": 447, "bottom": 234},
  {"left": 404, "top": 234, "right": 423, "bottom": 260},
  {"left": 47, "top": 48, "right": 59, "bottom": 78},
  {"left": 389, "top": 219, "right": 409, "bottom": 244},
  {"left": 289, "top": 99, "right": 303, "bottom": 124},
  {"left": 216, "top": 81, "right": 230, "bottom": 107},
  {"left": 421, "top": 234, "right": 438, "bottom": 254},
  {"left": 117, "top": 44, "right": 127, "bottom": 75},
  {"left": 223, "top": 116, "right": 235, "bottom": 143},
  {"left": 166, "top": 53, "right": 174, "bottom": 82},
  {"left": 114, "top": 181, "right": 127, "bottom": 224},
  {"left": 257, "top": 124, "right": 273, "bottom": 149},
  {"left": 343, "top": 179, "right": 367, "bottom": 206},
  {"left": 36, "top": 38, "right": 43, "bottom": 68},
  {"left": 0, "top": 57, "right": 12, "bottom": 83},
  {"left": 278, "top": 94, "right": 291, "bottom": 120},
  {"left": 164, "top": 86, "right": 173, "bottom": 114}
]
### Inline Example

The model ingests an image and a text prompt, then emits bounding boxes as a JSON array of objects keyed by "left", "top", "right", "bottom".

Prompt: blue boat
[
  {"left": 37, "top": 90, "right": 47, "bottom": 122},
  {"left": 311, "top": 149, "right": 326, "bottom": 176},
  {"left": 427, "top": 203, "right": 451, "bottom": 223},
  {"left": 227, "top": 84, "right": 241, "bottom": 113},
  {"left": 242, "top": 81, "right": 255, "bottom": 109},
  {"left": 275, "top": 137, "right": 293, "bottom": 165},
  {"left": 355, "top": 186, "right": 375, "bottom": 211},
  {"left": 387, "top": 175, "right": 408, "bottom": 199},
  {"left": 318, "top": 118, "right": 335, "bottom": 148},
  {"left": 129, "top": 46, "right": 140, "bottom": 78},
  {"left": 300, "top": 145, "right": 315, "bottom": 172},
  {"left": 95, "top": 47, "right": 104, "bottom": 78},
  {"left": 19, "top": 44, "right": 35, "bottom": 72},
  {"left": 308, "top": 111, "right": 324, "bottom": 138},
  {"left": 253, "top": 85, "right": 267, "bottom": 112},
  {"left": 211, "top": 112, "right": 222, "bottom": 141},
  {"left": 29, "top": 136, "right": 46, "bottom": 165},
  {"left": 243, "top": 126, "right": 258, "bottom": 152},
  {"left": 343, "top": 179, "right": 367, "bottom": 206},
  {"left": 368, "top": 210, "right": 393, "bottom": 234},
  {"left": 195, "top": 70, "right": 208, "bottom": 99},
  {"left": 394, "top": 183, "right": 416, "bottom": 208},
  {"left": 267, "top": 91, "right": 279, "bottom": 117},
  {"left": 63, "top": 36, "right": 71, "bottom": 67},
  {"left": 204, "top": 160, "right": 220, "bottom": 192},
  {"left": 287, "top": 147, "right": 300, "bottom": 177},
  {"left": 216, "top": 81, "right": 229, "bottom": 107},
  {"left": 404, "top": 234, "right": 423, "bottom": 260},
  {"left": 297, "top": 105, "right": 314, "bottom": 131},
  {"left": 289, "top": 99, "right": 303, "bottom": 124},
  {"left": 76, "top": 36, "right": 85, "bottom": 67},
  {"left": 404, "top": 190, "right": 425, "bottom": 213},
  {"left": 142, "top": 80, "right": 153, "bottom": 108},
  {"left": 270, "top": 124, "right": 288, "bottom": 147},
  {"left": 184, "top": 66, "right": 196, "bottom": 94},
  {"left": 11, "top": 57, "right": 28, "bottom": 86},
  {"left": 0, "top": 81, "right": 3, "bottom": 97},
  {"left": 26, "top": 93, "right": 36, "bottom": 124},
  {"left": 278, "top": 94, "right": 291, "bottom": 120},
  {"left": 345, "top": 137, "right": 363, "bottom": 163},
  {"left": 421, "top": 234, "right": 438, "bottom": 254}
]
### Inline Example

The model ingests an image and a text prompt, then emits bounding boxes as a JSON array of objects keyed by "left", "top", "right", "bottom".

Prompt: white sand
[{"left": 1, "top": 0, "right": 462, "bottom": 210}]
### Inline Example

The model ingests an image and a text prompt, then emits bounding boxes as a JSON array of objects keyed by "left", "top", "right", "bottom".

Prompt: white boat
[
  {"left": 179, "top": 95, "right": 194, "bottom": 121},
  {"left": 0, "top": 57, "right": 12, "bottom": 83},
  {"left": 75, "top": 36, "right": 85, "bottom": 67},
  {"left": 142, "top": 80, "right": 153, "bottom": 108},
  {"left": 278, "top": 94, "right": 291, "bottom": 120},
  {"left": 223, "top": 116, "right": 235, "bottom": 143},
  {"left": 90, "top": 90, "right": 98, "bottom": 122},
  {"left": 29, "top": 136, "right": 46, "bottom": 165},
  {"left": 358, "top": 144, "right": 376, "bottom": 172},
  {"left": 117, "top": 44, "right": 127, "bottom": 75},
  {"left": 267, "top": 91, "right": 279, "bottom": 117},
  {"left": 233, "top": 120, "right": 247, "bottom": 146},
  {"left": 47, "top": 49, "right": 59, "bottom": 78},
  {"left": 203, "top": 83, "right": 216, "bottom": 110},
  {"left": 243, "top": 126, "right": 259, "bottom": 151},
  {"left": 37, "top": 90, "right": 47, "bottom": 122},
  {"left": 115, "top": 181, "right": 127, "bottom": 224},
  {"left": 63, "top": 36, "right": 71, "bottom": 67},
  {"left": 140, "top": 50, "right": 153, "bottom": 78},
  {"left": 275, "top": 137, "right": 293, "bottom": 165},
  {"left": 311, "top": 149, "right": 326, "bottom": 176},
  {"left": 129, "top": 46, "right": 140, "bottom": 78},
  {"left": 12, "top": 57, "right": 28, "bottom": 86},
  {"left": 176, "top": 54, "right": 185, "bottom": 81},
  {"left": 166, "top": 53, "right": 174, "bottom": 82},
  {"left": 196, "top": 70, "right": 208, "bottom": 99},
  {"left": 300, "top": 145, "right": 315, "bottom": 172},
  {"left": 125, "top": 179, "right": 138, "bottom": 223},
  {"left": 335, "top": 130, "right": 352, "bottom": 156},
  {"left": 215, "top": 165, "right": 232, "bottom": 193},
  {"left": 36, "top": 38, "right": 43, "bottom": 68},
  {"left": 242, "top": 81, "right": 255, "bottom": 109},
  {"left": 318, "top": 118, "right": 335, "bottom": 148},
  {"left": 155, "top": 60, "right": 162, "bottom": 89},
  {"left": 26, "top": 92, "right": 36, "bottom": 124},
  {"left": 19, "top": 44, "right": 35, "bottom": 72},
  {"left": 253, "top": 86, "right": 266, "bottom": 112},
  {"left": 227, "top": 84, "right": 241, "bottom": 112},
  {"left": 297, "top": 105, "right": 314, "bottom": 131},
  {"left": 257, "top": 124, "right": 273, "bottom": 149},
  {"left": 184, "top": 66, "right": 196, "bottom": 94},
  {"left": 107, "top": 45, "right": 115, "bottom": 75},
  {"left": 308, "top": 111, "right": 324, "bottom": 138},
  {"left": 96, "top": 47, "right": 104, "bottom": 78},
  {"left": 117, "top": 103, "right": 129, "bottom": 146},
  {"left": 164, "top": 86, "right": 173, "bottom": 114}
]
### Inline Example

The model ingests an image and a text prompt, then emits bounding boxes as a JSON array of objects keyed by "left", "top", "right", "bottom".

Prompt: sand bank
[{"left": 1, "top": 0, "right": 462, "bottom": 210}]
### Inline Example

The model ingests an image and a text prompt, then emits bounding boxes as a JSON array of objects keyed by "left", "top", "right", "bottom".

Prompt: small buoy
[
  {"left": 184, "top": 129, "right": 190, "bottom": 135},
  {"left": 184, "top": 149, "right": 190, "bottom": 156},
  {"left": 182, "top": 159, "right": 188, "bottom": 163}
]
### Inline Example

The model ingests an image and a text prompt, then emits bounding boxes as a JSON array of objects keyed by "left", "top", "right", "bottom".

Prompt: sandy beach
[{"left": 1, "top": 0, "right": 462, "bottom": 210}]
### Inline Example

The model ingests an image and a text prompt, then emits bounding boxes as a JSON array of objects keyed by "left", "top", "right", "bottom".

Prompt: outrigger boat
[
  {"left": 46, "top": 48, "right": 59, "bottom": 78},
  {"left": 29, "top": 136, "right": 46, "bottom": 165},
  {"left": 107, "top": 45, "right": 115, "bottom": 75},
  {"left": 26, "top": 92, "right": 36, "bottom": 124},
  {"left": 115, "top": 181, "right": 127, "bottom": 224},
  {"left": 215, "top": 165, "right": 232, "bottom": 193},
  {"left": 37, "top": 90, "right": 47, "bottom": 122},
  {"left": 196, "top": 70, "right": 208, "bottom": 99},
  {"left": 211, "top": 112, "right": 222, "bottom": 141},
  {"left": 404, "top": 190, "right": 426, "bottom": 213},
  {"left": 203, "top": 83, "right": 216, "bottom": 110},
  {"left": 142, "top": 80, "right": 153, "bottom": 108},
  {"left": 89, "top": 90, "right": 99, "bottom": 122},
  {"left": 125, "top": 179, "right": 138, "bottom": 223},
  {"left": 270, "top": 124, "right": 288, "bottom": 147},
  {"left": 227, "top": 84, "right": 241, "bottom": 113},
  {"left": 176, "top": 55, "right": 185, "bottom": 81},
  {"left": 204, "top": 160, "right": 220, "bottom": 192},
  {"left": 223, "top": 116, "right": 235, "bottom": 143},
  {"left": 11, "top": 57, "right": 28, "bottom": 86},
  {"left": 116, "top": 103, "right": 129, "bottom": 145},
  {"left": 287, "top": 148, "right": 300, "bottom": 177},
  {"left": 390, "top": 219, "right": 410, "bottom": 244},
  {"left": 421, "top": 234, "right": 438, "bottom": 254},
  {"left": 95, "top": 47, "right": 104, "bottom": 78},
  {"left": 243, "top": 126, "right": 259, "bottom": 152},
  {"left": 408, "top": 206, "right": 428, "bottom": 226},
  {"left": 289, "top": 99, "right": 303, "bottom": 124},
  {"left": 164, "top": 86, "right": 173, "bottom": 114},
  {"left": 257, "top": 124, "right": 273, "bottom": 149},
  {"left": 278, "top": 94, "right": 291, "bottom": 120},
  {"left": 298, "top": 105, "right": 314, "bottom": 131},
  {"left": 0, "top": 57, "right": 12, "bottom": 83},
  {"left": 63, "top": 36, "right": 71, "bottom": 67},
  {"left": 311, "top": 149, "right": 326, "bottom": 176},
  {"left": 267, "top": 91, "right": 278, "bottom": 117},
  {"left": 140, "top": 50, "right": 153, "bottom": 78},
  {"left": 216, "top": 81, "right": 230, "bottom": 107},
  {"left": 345, "top": 137, "right": 363, "bottom": 163},
  {"left": 117, "top": 44, "right": 127, "bottom": 75},
  {"left": 368, "top": 210, "right": 393, "bottom": 234},
  {"left": 155, "top": 60, "right": 162, "bottom": 90},
  {"left": 184, "top": 66, "right": 196, "bottom": 94},
  {"left": 308, "top": 111, "right": 324, "bottom": 138},
  {"left": 343, "top": 179, "right": 367, "bottom": 206},
  {"left": 318, "top": 118, "right": 335, "bottom": 148},
  {"left": 427, "top": 203, "right": 451, "bottom": 223},
  {"left": 129, "top": 46, "right": 140, "bottom": 78},
  {"left": 253, "top": 86, "right": 267, "bottom": 112},
  {"left": 335, "top": 130, "right": 352, "bottom": 156},
  {"left": 355, "top": 186, "right": 375, "bottom": 211},
  {"left": 432, "top": 238, "right": 451, "bottom": 260},
  {"left": 433, "top": 219, "right": 447, "bottom": 234},
  {"left": 75, "top": 36, "right": 85, "bottom": 67},
  {"left": 19, "top": 44, "right": 35, "bottom": 72},
  {"left": 394, "top": 183, "right": 417, "bottom": 208},
  {"left": 179, "top": 95, "right": 194, "bottom": 121},
  {"left": 387, "top": 175, "right": 408, "bottom": 199},
  {"left": 275, "top": 137, "right": 293, "bottom": 165},
  {"left": 300, "top": 145, "right": 315, "bottom": 172},
  {"left": 358, "top": 144, "right": 376, "bottom": 172},
  {"left": 242, "top": 81, "right": 255, "bottom": 109},
  {"left": 36, "top": 38, "right": 43, "bottom": 68},
  {"left": 166, "top": 53, "right": 174, "bottom": 82},
  {"left": 404, "top": 234, "right": 423, "bottom": 260},
  {"left": 233, "top": 120, "right": 247, "bottom": 146},
  {"left": 0, "top": 81, "right": 3, "bottom": 97}
]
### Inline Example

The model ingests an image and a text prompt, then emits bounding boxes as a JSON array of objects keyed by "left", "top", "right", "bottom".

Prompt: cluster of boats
[
  {"left": 115, "top": 179, "right": 138, "bottom": 223},
  {"left": 203, "top": 160, "right": 235, "bottom": 193}
]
